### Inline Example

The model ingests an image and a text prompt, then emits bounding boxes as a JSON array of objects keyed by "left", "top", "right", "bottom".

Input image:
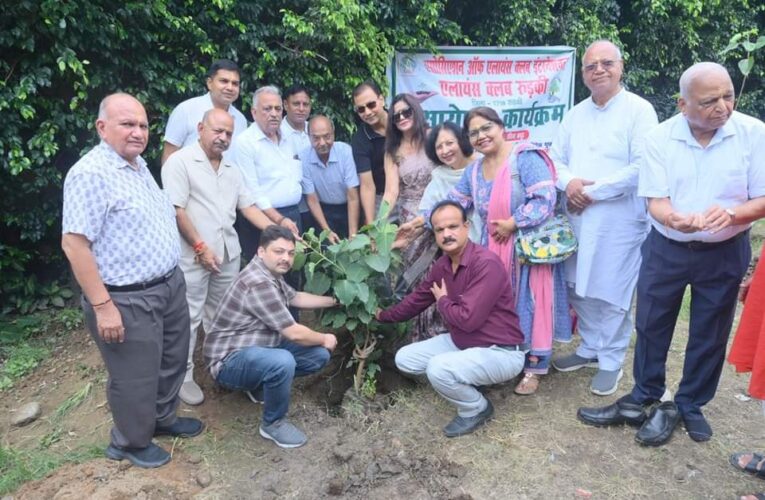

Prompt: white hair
[
  {"left": 582, "top": 40, "right": 623, "bottom": 62},
  {"left": 679, "top": 62, "right": 730, "bottom": 99},
  {"left": 252, "top": 85, "right": 281, "bottom": 107}
]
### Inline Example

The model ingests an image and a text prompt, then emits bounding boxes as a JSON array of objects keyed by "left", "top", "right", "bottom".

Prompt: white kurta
[{"left": 550, "top": 89, "right": 658, "bottom": 310}]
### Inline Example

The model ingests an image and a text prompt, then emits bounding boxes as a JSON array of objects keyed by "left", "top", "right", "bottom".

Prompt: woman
[
  {"left": 351, "top": 80, "right": 388, "bottom": 225},
  {"left": 381, "top": 93, "right": 441, "bottom": 341},
  {"left": 447, "top": 107, "right": 571, "bottom": 395}
]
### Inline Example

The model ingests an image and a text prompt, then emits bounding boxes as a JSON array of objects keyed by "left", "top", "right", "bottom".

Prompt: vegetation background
[{"left": 1, "top": 0, "right": 764, "bottom": 315}]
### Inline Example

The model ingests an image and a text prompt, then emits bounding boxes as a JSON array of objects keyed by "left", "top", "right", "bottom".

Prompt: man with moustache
[
  {"left": 550, "top": 40, "right": 658, "bottom": 396},
  {"left": 280, "top": 84, "right": 314, "bottom": 231},
  {"left": 162, "top": 59, "right": 248, "bottom": 164},
  {"left": 376, "top": 201, "right": 526, "bottom": 437},
  {"left": 578, "top": 62, "right": 765, "bottom": 446},
  {"left": 302, "top": 115, "right": 360, "bottom": 242},
  {"left": 62, "top": 93, "right": 203, "bottom": 468},
  {"left": 162, "top": 109, "right": 276, "bottom": 406},
  {"left": 204, "top": 225, "right": 338, "bottom": 448}
]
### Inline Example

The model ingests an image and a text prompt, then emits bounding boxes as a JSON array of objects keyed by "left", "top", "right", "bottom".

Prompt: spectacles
[
  {"left": 583, "top": 59, "right": 618, "bottom": 73},
  {"left": 467, "top": 122, "right": 496, "bottom": 140},
  {"left": 393, "top": 107, "right": 413, "bottom": 123},
  {"left": 355, "top": 101, "right": 379, "bottom": 114}
]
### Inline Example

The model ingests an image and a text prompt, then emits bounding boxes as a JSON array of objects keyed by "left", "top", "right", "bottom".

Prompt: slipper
[
  {"left": 730, "top": 452, "right": 765, "bottom": 479},
  {"left": 740, "top": 494, "right": 765, "bottom": 500},
  {"left": 514, "top": 373, "right": 540, "bottom": 395}
]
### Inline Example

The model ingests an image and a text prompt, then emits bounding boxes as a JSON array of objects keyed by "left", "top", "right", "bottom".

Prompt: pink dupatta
[{"left": 486, "top": 145, "right": 554, "bottom": 351}]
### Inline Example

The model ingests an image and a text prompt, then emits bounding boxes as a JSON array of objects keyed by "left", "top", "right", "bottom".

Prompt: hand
[
  {"left": 703, "top": 204, "right": 733, "bottom": 234},
  {"left": 566, "top": 200, "right": 583, "bottom": 215},
  {"left": 430, "top": 278, "right": 448, "bottom": 301},
  {"left": 196, "top": 247, "right": 221, "bottom": 273},
  {"left": 490, "top": 217, "right": 516, "bottom": 244},
  {"left": 740, "top": 276, "right": 753, "bottom": 303},
  {"left": 392, "top": 220, "right": 423, "bottom": 250},
  {"left": 666, "top": 212, "right": 705, "bottom": 233},
  {"left": 327, "top": 231, "right": 340, "bottom": 244},
  {"left": 280, "top": 217, "right": 300, "bottom": 238},
  {"left": 322, "top": 333, "right": 338, "bottom": 351},
  {"left": 565, "top": 178, "right": 595, "bottom": 211},
  {"left": 94, "top": 300, "right": 125, "bottom": 343}
]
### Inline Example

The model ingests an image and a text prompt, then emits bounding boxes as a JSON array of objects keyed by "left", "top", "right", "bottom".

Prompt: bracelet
[
  {"left": 193, "top": 241, "right": 206, "bottom": 254},
  {"left": 92, "top": 298, "right": 112, "bottom": 308}
]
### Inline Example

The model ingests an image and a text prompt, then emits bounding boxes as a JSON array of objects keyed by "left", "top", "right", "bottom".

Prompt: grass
[
  {"left": 0, "top": 444, "right": 103, "bottom": 495},
  {"left": 40, "top": 382, "right": 93, "bottom": 449}
]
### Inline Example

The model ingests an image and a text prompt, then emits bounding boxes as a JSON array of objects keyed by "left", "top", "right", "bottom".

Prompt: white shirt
[
  {"left": 280, "top": 118, "right": 310, "bottom": 159},
  {"left": 551, "top": 89, "right": 658, "bottom": 309},
  {"left": 639, "top": 111, "right": 765, "bottom": 243},
  {"left": 164, "top": 93, "right": 248, "bottom": 158},
  {"left": 233, "top": 123, "right": 303, "bottom": 209}
]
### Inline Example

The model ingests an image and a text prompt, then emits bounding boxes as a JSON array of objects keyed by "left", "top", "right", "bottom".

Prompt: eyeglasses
[
  {"left": 467, "top": 122, "right": 496, "bottom": 140},
  {"left": 583, "top": 59, "right": 618, "bottom": 73},
  {"left": 393, "top": 107, "right": 414, "bottom": 123},
  {"left": 355, "top": 100, "right": 379, "bottom": 114}
]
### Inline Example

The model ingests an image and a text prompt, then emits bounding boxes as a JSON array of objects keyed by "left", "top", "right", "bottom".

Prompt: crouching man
[
  {"left": 376, "top": 201, "right": 527, "bottom": 437},
  {"left": 203, "top": 225, "right": 337, "bottom": 448}
]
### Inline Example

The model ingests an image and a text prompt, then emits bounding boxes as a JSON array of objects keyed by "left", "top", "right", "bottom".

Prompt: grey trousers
[{"left": 83, "top": 267, "right": 190, "bottom": 448}]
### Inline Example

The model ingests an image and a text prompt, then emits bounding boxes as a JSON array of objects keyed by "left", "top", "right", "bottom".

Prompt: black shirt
[{"left": 351, "top": 122, "right": 386, "bottom": 195}]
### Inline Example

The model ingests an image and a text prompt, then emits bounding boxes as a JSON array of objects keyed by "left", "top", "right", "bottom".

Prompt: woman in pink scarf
[{"left": 446, "top": 107, "right": 571, "bottom": 395}]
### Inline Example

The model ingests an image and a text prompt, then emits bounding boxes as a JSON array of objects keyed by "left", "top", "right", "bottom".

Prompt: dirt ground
[{"left": 3, "top": 311, "right": 765, "bottom": 499}]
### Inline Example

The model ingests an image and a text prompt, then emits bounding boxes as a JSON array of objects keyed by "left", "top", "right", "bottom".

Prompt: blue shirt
[
  {"left": 301, "top": 141, "right": 360, "bottom": 204},
  {"left": 62, "top": 142, "right": 180, "bottom": 286}
]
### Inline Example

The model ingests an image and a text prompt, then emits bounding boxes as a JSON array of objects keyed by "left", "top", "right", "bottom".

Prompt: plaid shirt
[{"left": 204, "top": 256, "right": 296, "bottom": 378}]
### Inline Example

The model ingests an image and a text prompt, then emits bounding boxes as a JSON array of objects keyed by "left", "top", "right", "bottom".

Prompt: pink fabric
[{"left": 486, "top": 145, "right": 553, "bottom": 350}]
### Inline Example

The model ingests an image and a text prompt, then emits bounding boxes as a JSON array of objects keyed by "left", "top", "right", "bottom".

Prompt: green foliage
[
  {"left": 720, "top": 31, "right": 765, "bottom": 106},
  {"left": 0, "top": 444, "right": 103, "bottom": 495}
]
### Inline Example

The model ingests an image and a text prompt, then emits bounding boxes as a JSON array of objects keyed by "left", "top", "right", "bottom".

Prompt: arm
[
  {"left": 381, "top": 153, "right": 399, "bottom": 214},
  {"left": 161, "top": 142, "right": 180, "bottom": 166},
  {"left": 290, "top": 291, "right": 335, "bottom": 309},
  {"left": 263, "top": 207, "right": 300, "bottom": 237},
  {"left": 281, "top": 323, "right": 337, "bottom": 350},
  {"left": 61, "top": 234, "right": 124, "bottom": 343},
  {"left": 359, "top": 172, "right": 377, "bottom": 225},
  {"left": 436, "top": 257, "right": 505, "bottom": 332},
  {"left": 647, "top": 197, "right": 705, "bottom": 233},
  {"left": 377, "top": 270, "right": 437, "bottom": 323},
  {"left": 240, "top": 205, "right": 275, "bottom": 231},
  {"left": 176, "top": 207, "right": 221, "bottom": 272},
  {"left": 306, "top": 192, "right": 338, "bottom": 243},
  {"left": 346, "top": 187, "right": 360, "bottom": 237}
]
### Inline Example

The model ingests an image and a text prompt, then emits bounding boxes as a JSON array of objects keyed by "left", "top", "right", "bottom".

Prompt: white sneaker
[{"left": 179, "top": 380, "right": 204, "bottom": 405}]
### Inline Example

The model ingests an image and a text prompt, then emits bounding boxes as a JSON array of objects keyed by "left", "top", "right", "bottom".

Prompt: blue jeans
[{"left": 216, "top": 340, "right": 330, "bottom": 424}]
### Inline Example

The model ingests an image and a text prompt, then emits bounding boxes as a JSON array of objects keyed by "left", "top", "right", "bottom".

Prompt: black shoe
[
  {"left": 443, "top": 399, "right": 494, "bottom": 437},
  {"left": 154, "top": 417, "right": 204, "bottom": 438},
  {"left": 635, "top": 401, "right": 680, "bottom": 446},
  {"left": 682, "top": 412, "right": 712, "bottom": 442},
  {"left": 105, "top": 442, "right": 171, "bottom": 468},
  {"left": 577, "top": 395, "right": 648, "bottom": 427}
]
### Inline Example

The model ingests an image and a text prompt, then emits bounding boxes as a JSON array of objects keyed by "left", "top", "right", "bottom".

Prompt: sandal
[
  {"left": 730, "top": 452, "right": 765, "bottom": 479},
  {"left": 740, "top": 495, "right": 765, "bottom": 500},
  {"left": 514, "top": 373, "right": 540, "bottom": 395}
]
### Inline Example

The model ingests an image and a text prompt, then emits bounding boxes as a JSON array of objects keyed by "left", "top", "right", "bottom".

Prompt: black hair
[
  {"left": 259, "top": 225, "right": 296, "bottom": 249},
  {"left": 283, "top": 84, "right": 311, "bottom": 100},
  {"left": 463, "top": 106, "right": 504, "bottom": 133},
  {"left": 352, "top": 79, "right": 383, "bottom": 99},
  {"left": 424, "top": 121, "right": 473, "bottom": 165},
  {"left": 207, "top": 59, "right": 240, "bottom": 79},
  {"left": 385, "top": 93, "right": 427, "bottom": 158},
  {"left": 429, "top": 200, "right": 468, "bottom": 225}
]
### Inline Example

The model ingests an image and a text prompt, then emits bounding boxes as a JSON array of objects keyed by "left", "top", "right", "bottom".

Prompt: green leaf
[
  {"left": 332, "top": 312, "right": 347, "bottom": 329},
  {"left": 364, "top": 253, "right": 390, "bottom": 273},
  {"left": 739, "top": 57, "right": 754, "bottom": 76},
  {"left": 755, "top": 36, "right": 765, "bottom": 50},
  {"left": 305, "top": 271, "right": 331, "bottom": 295},
  {"left": 345, "top": 318, "right": 359, "bottom": 331},
  {"left": 334, "top": 280, "right": 357, "bottom": 305},
  {"left": 345, "top": 263, "right": 371, "bottom": 283},
  {"left": 720, "top": 40, "right": 740, "bottom": 54},
  {"left": 357, "top": 282, "right": 370, "bottom": 303},
  {"left": 346, "top": 234, "right": 371, "bottom": 250},
  {"left": 292, "top": 249, "right": 307, "bottom": 270}
]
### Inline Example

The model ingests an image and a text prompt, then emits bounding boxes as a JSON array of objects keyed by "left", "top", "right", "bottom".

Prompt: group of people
[{"left": 61, "top": 39, "right": 765, "bottom": 494}]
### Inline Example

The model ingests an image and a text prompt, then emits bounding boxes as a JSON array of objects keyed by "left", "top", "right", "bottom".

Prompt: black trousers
[
  {"left": 630, "top": 228, "right": 750, "bottom": 416},
  {"left": 319, "top": 202, "right": 349, "bottom": 238}
]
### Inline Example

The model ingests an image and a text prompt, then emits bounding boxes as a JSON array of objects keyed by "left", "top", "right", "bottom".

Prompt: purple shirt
[{"left": 378, "top": 241, "right": 523, "bottom": 349}]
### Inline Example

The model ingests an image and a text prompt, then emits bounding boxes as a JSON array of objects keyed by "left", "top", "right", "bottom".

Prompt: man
[
  {"left": 351, "top": 80, "right": 389, "bottom": 224},
  {"left": 578, "top": 62, "right": 765, "bottom": 446},
  {"left": 162, "top": 109, "right": 281, "bottom": 406},
  {"left": 61, "top": 93, "right": 203, "bottom": 468},
  {"left": 233, "top": 85, "right": 302, "bottom": 262},
  {"left": 376, "top": 201, "right": 526, "bottom": 437},
  {"left": 161, "top": 59, "right": 248, "bottom": 165},
  {"left": 204, "top": 225, "right": 338, "bottom": 448},
  {"left": 302, "top": 115, "right": 360, "bottom": 242},
  {"left": 549, "top": 40, "right": 658, "bottom": 396}
]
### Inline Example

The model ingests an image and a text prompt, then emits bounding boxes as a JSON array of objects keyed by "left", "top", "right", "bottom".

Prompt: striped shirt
[{"left": 204, "top": 256, "right": 296, "bottom": 378}]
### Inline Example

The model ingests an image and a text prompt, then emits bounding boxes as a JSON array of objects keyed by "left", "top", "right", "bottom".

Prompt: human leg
[
  {"left": 178, "top": 256, "right": 208, "bottom": 403},
  {"left": 394, "top": 333, "right": 458, "bottom": 376},
  {"left": 278, "top": 339, "right": 331, "bottom": 377}
]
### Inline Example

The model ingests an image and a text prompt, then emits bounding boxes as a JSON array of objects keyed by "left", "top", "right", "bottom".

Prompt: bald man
[
  {"left": 550, "top": 40, "right": 658, "bottom": 396},
  {"left": 301, "top": 115, "right": 360, "bottom": 242},
  {"left": 162, "top": 108, "right": 276, "bottom": 406},
  {"left": 62, "top": 93, "right": 203, "bottom": 468},
  {"left": 578, "top": 63, "right": 765, "bottom": 446}
]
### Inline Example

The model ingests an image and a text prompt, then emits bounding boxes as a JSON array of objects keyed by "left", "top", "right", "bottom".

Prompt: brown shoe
[{"left": 514, "top": 373, "right": 540, "bottom": 395}]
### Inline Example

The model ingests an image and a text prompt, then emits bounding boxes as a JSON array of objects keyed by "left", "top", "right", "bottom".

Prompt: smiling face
[
  {"left": 391, "top": 99, "right": 414, "bottom": 134},
  {"left": 431, "top": 204, "right": 469, "bottom": 257},
  {"left": 258, "top": 237, "right": 296, "bottom": 276},
  {"left": 678, "top": 68, "right": 735, "bottom": 139},
  {"left": 353, "top": 86, "right": 386, "bottom": 127},
  {"left": 284, "top": 91, "right": 311, "bottom": 128},
  {"left": 434, "top": 128, "right": 466, "bottom": 168},
  {"left": 252, "top": 91, "right": 283, "bottom": 138},
  {"left": 466, "top": 116, "right": 503, "bottom": 156},
  {"left": 207, "top": 69, "right": 240, "bottom": 108},
  {"left": 581, "top": 42, "right": 623, "bottom": 105},
  {"left": 96, "top": 94, "right": 148, "bottom": 163}
]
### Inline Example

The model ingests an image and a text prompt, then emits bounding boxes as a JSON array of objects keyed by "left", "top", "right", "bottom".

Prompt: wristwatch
[{"left": 725, "top": 208, "right": 736, "bottom": 223}]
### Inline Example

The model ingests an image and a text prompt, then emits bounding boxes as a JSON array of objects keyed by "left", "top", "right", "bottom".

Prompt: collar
[
  {"left": 280, "top": 117, "right": 308, "bottom": 136},
  {"left": 670, "top": 113, "right": 736, "bottom": 149},
  {"left": 361, "top": 120, "right": 384, "bottom": 140},
  {"left": 250, "top": 122, "right": 282, "bottom": 145},
  {"left": 307, "top": 144, "right": 338, "bottom": 168},
  {"left": 443, "top": 240, "right": 475, "bottom": 273},
  {"left": 98, "top": 141, "right": 147, "bottom": 171},
  {"left": 190, "top": 141, "right": 232, "bottom": 172},
  {"left": 590, "top": 87, "right": 624, "bottom": 111}
]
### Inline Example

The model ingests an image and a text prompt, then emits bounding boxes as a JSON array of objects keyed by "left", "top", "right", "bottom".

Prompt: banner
[{"left": 388, "top": 46, "right": 576, "bottom": 148}]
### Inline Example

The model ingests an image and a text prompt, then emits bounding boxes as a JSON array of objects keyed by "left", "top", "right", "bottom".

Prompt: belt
[
  {"left": 496, "top": 343, "right": 529, "bottom": 351},
  {"left": 105, "top": 268, "right": 176, "bottom": 292},
  {"left": 655, "top": 228, "right": 748, "bottom": 251}
]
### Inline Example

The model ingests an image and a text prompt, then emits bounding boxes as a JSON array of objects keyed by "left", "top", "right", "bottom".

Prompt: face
[
  {"left": 284, "top": 91, "right": 311, "bottom": 127},
  {"left": 392, "top": 99, "right": 414, "bottom": 133},
  {"left": 678, "top": 70, "right": 735, "bottom": 135},
  {"left": 466, "top": 116, "right": 503, "bottom": 155},
  {"left": 198, "top": 111, "right": 234, "bottom": 159},
  {"left": 581, "top": 42, "right": 623, "bottom": 101},
  {"left": 257, "top": 238, "right": 296, "bottom": 276},
  {"left": 207, "top": 70, "right": 240, "bottom": 107},
  {"left": 435, "top": 129, "right": 465, "bottom": 168},
  {"left": 252, "top": 92, "right": 283, "bottom": 136},
  {"left": 431, "top": 205, "right": 469, "bottom": 256},
  {"left": 309, "top": 118, "right": 334, "bottom": 158},
  {"left": 96, "top": 95, "right": 149, "bottom": 162},
  {"left": 353, "top": 87, "right": 386, "bottom": 127}
]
